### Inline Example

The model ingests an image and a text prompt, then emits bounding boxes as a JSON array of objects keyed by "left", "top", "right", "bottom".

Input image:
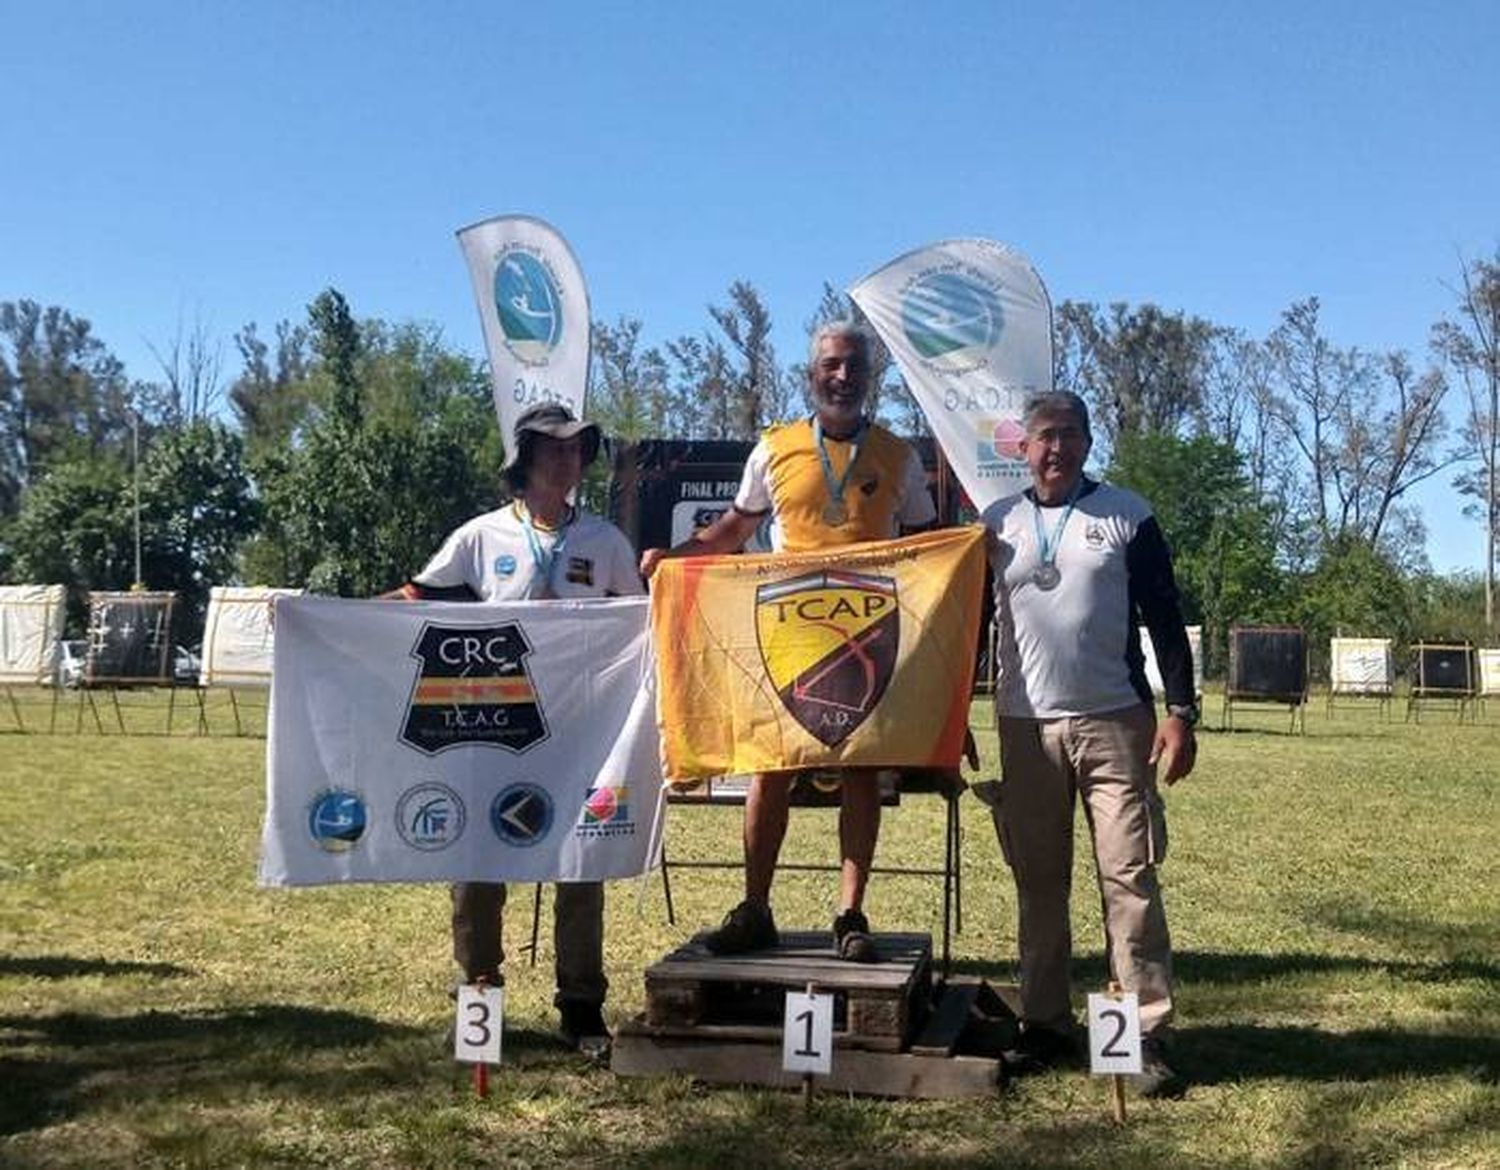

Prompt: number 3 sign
[
  {"left": 455, "top": 984, "right": 504, "bottom": 1065},
  {"left": 1087, "top": 991, "right": 1142, "bottom": 1075}
]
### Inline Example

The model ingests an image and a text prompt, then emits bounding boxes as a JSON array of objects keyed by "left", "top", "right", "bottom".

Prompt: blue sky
[{"left": 3, "top": 1, "right": 1496, "bottom": 570}]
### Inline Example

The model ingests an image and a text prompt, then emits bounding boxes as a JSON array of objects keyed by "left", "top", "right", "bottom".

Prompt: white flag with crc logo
[
  {"left": 456, "top": 214, "right": 592, "bottom": 454},
  {"left": 850, "top": 239, "right": 1053, "bottom": 513},
  {"left": 259, "top": 596, "right": 662, "bottom": 886}
]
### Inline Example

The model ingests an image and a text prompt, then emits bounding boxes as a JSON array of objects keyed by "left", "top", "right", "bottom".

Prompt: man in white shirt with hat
[{"left": 391, "top": 402, "right": 641, "bottom": 1053}]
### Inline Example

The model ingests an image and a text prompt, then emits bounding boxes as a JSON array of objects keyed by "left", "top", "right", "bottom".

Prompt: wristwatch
[{"left": 1166, "top": 703, "right": 1200, "bottom": 728}]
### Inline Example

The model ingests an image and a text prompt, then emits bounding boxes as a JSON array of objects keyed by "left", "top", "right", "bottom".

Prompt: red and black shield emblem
[
  {"left": 755, "top": 570, "right": 899, "bottom": 746},
  {"left": 401, "top": 622, "right": 549, "bottom": 755}
]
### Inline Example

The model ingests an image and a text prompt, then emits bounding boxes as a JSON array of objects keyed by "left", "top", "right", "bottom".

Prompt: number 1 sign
[
  {"left": 1087, "top": 991, "right": 1142, "bottom": 1075},
  {"left": 782, "top": 990, "right": 834, "bottom": 1075}
]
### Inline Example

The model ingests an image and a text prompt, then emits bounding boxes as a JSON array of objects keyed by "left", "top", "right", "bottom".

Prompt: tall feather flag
[
  {"left": 456, "top": 214, "right": 592, "bottom": 452},
  {"left": 651, "top": 527, "right": 988, "bottom": 781},
  {"left": 850, "top": 239, "right": 1053, "bottom": 513}
]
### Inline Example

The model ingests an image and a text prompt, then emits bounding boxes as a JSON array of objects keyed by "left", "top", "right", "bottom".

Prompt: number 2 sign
[{"left": 1087, "top": 991, "right": 1142, "bottom": 1075}]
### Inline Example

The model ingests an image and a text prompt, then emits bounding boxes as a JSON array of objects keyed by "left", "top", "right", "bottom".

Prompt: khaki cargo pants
[
  {"left": 451, "top": 881, "right": 607, "bottom": 1008},
  {"left": 992, "top": 703, "right": 1173, "bottom": 1036}
]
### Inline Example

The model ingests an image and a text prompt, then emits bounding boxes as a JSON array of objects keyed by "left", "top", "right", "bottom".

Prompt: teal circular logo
[
  {"left": 901, "top": 271, "right": 1004, "bottom": 361},
  {"left": 494, "top": 249, "right": 563, "bottom": 359},
  {"left": 307, "top": 789, "right": 367, "bottom": 853}
]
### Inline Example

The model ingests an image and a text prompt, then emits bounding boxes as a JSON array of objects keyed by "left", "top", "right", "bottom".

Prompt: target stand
[
  {"left": 1406, "top": 643, "right": 1477, "bottom": 724},
  {"left": 1326, "top": 637, "right": 1394, "bottom": 721},
  {"left": 1222, "top": 625, "right": 1308, "bottom": 733}
]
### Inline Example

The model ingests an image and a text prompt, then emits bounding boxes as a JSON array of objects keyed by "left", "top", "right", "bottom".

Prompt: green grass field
[{"left": 2, "top": 690, "right": 1497, "bottom": 1168}]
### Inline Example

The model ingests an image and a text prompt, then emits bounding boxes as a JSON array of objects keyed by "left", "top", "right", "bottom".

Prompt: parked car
[
  {"left": 173, "top": 644, "right": 202, "bottom": 686},
  {"left": 54, "top": 640, "right": 87, "bottom": 688}
]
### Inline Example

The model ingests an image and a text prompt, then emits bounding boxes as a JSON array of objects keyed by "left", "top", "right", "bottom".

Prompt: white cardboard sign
[
  {"left": 1087, "top": 991, "right": 1142, "bottom": 1075},
  {"left": 782, "top": 991, "right": 834, "bottom": 1075},
  {"left": 454, "top": 985, "right": 504, "bottom": 1065}
]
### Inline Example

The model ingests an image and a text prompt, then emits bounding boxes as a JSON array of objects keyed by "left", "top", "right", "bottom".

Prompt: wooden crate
[
  {"left": 642, "top": 931, "right": 932, "bottom": 1052},
  {"left": 611, "top": 1025, "right": 1002, "bottom": 1099},
  {"left": 615, "top": 965, "right": 1012, "bottom": 1099}
]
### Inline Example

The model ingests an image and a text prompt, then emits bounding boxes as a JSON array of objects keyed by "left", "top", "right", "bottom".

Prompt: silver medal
[
  {"left": 823, "top": 500, "right": 848, "bottom": 526},
  {"left": 1032, "top": 563, "right": 1061, "bottom": 590}
]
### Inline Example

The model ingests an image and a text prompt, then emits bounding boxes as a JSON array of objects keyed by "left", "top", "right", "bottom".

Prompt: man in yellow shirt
[{"left": 641, "top": 322, "right": 936, "bottom": 960}]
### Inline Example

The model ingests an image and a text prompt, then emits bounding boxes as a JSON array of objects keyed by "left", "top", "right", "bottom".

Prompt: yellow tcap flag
[{"left": 651, "top": 526, "right": 987, "bottom": 781}]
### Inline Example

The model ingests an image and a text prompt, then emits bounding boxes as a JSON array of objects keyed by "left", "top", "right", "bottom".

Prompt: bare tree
[
  {"left": 663, "top": 333, "right": 733, "bottom": 440},
  {"left": 1201, "top": 332, "right": 1280, "bottom": 491},
  {"left": 1268, "top": 299, "right": 1454, "bottom": 562},
  {"left": 1054, "top": 301, "right": 1216, "bottom": 455},
  {"left": 147, "top": 308, "right": 223, "bottom": 423},
  {"left": 1356, "top": 352, "right": 1451, "bottom": 548},
  {"left": 1267, "top": 298, "right": 1365, "bottom": 543},
  {"left": 589, "top": 316, "right": 668, "bottom": 441},
  {"left": 709, "top": 281, "right": 785, "bottom": 437},
  {"left": 1433, "top": 252, "right": 1500, "bottom": 632},
  {"left": 1199, "top": 329, "right": 1306, "bottom": 556}
]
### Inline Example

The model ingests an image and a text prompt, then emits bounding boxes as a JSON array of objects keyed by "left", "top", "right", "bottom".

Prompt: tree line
[{"left": 1, "top": 254, "right": 1496, "bottom": 673}]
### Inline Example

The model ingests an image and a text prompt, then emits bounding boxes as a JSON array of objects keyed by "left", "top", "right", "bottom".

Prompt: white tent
[
  {"left": 1139, "top": 625, "right": 1203, "bottom": 698},
  {"left": 0, "top": 585, "right": 67, "bottom": 685},
  {"left": 200, "top": 587, "right": 303, "bottom": 688},
  {"left": 1478, "top": 648, "right": 1500, "bottom": 698}
]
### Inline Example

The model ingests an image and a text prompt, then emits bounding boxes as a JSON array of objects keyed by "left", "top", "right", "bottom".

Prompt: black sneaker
[
  {"left": 832, "top": 908, "right": 878, "bottom": 963},
  {"left": 1001, "top": 1024, "right": 1080, "bottom": 1074},
  {"left": 1130, "top": 1034, "right": 1185, "bottom": 1099},
  {"left": 558, "top": 1000, "right": 610, "bottom": 1057},
  {"left": 703, "top": 899, "right": 779, "bottom": 955}
]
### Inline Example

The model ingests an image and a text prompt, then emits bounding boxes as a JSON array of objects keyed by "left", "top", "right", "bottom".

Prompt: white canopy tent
[
  {"left": 1477, "top": 648, "right": 1500, "bottom": 698},
  {"left": 0, "top": 584, "right": 67, "bottom": 686},
  {"left": 1139, "top": 625, "right": 1203, "bottom": 699},
  {"left": 200, "top": 587, "right": 303, "bottom": 689}
]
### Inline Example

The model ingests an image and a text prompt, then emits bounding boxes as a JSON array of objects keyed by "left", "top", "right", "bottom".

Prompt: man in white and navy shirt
[
  {"left": 392, "top": 402, "right": 641, "bottom": 1053},
  {"left": 982, "top": 390, "right": 1197, "bottom": 1098}
]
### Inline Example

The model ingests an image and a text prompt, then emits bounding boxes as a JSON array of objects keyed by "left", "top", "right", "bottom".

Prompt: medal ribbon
[
  {"left": 517, "top": 502, "right": 572, "bottom": 599},
  {"left": 813, "top": 416, "right": 866, "bottom": 516},
  {"left": 1032, "top": 482, "right": 1082, "bottom": 573}
]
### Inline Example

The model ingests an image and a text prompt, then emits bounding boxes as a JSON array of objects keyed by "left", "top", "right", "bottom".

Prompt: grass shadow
[
  {"left": 1201, "top": 725, "right": 1381, "bottom": 740},
  {"left": 624, "top": 1095, "right": 883, "bottom": 1169},
  {"left": 624, "top": 1093, "right": 1152, "bottom": 1170},
  {"left": 1300, "top": 898, "right": 1500, "bottom": 965},
  {"left": 0, "top": 1003, "right": 424, "bottom": 1137},
  {"left": 1180, "top": 1022, "right": 1500, "bottom": 1084},
  {"left": 947, "top": 949, "right": 1500, "bottom": 987},
  {"left": 0, "top": 955, "right": 192, "bottom": 980}
]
